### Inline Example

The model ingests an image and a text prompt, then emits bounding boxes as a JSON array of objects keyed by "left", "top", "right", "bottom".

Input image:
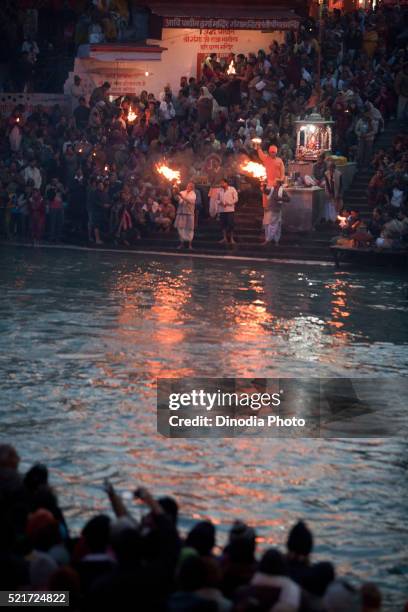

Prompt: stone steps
[
  {"left": 122, "top": 121, "right": 402, "bottom": 260},
  {"left": 343, "top": 120, "right": 404, "bottom": 217},
  {"left": 123, "top": 223, "right": 338, "bottom": 262},
  {"left": 145, "top": 233, "right": 334, "bottom": 249},
  {"left": 130, "top": 242, "right": 334, "bottom": 262}
]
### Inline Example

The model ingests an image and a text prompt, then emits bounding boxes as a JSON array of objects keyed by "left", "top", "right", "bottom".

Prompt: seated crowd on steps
[{"left": 0, "top": 6, "right": 407, "bottom": 250}]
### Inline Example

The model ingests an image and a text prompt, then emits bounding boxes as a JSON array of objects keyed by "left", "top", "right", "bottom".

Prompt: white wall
[
  {"left": 149, "top": 27, "right": 285, "bottom": 91},
  {"left": 65, "top": 28, "right": 285, "bottom": 99}
]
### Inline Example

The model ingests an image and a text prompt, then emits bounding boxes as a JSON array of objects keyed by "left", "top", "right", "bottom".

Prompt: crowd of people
[
  {"left": 0, "top": 443, "right": 395, "bottom": 612},
  {"left": 0, "top": 0, "right": 79, "bottom": 93},
  {"left": 0, "top": 1, "right": 150, "bottom": 94},
  {"left": 0, "top": 5, "right": 407, "bottom": 251},
  {"left": 331, "top": 128, "right": 408, "bottom": 249},
  {"left": 335, "top": 136, "right": 408, "bottom": 250}
]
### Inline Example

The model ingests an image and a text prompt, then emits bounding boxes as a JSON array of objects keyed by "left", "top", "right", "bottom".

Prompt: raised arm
[
  {"left": 258, "top": 148, "right": 267, "bottom": 163},
  {"left": 104, "top": 479, "right": 131, "bottom": 519}
]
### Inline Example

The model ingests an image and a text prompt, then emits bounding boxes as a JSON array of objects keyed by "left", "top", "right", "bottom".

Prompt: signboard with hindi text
[
  {"left": 66, "top": 27, "right": 287, "bottom": 98},
  {"left": 162, "top": 16, "right": 300, "bottom": 30}
]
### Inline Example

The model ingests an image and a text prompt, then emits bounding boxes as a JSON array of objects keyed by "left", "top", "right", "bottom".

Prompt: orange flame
[
  {"left": 156, "top": 164, "right": 181, "bottom": 183},
  {"left": 227, "top": 60, "right": 236, "bottom": 75},
  {"left": 241, "top": 161, "right": 267, "bottom": 181},
  {"left": 127, "top": 106, "right": 137, "bottom": 123},
  {"left": 337, "top": 215, "right": 347, "bottom": 228}
]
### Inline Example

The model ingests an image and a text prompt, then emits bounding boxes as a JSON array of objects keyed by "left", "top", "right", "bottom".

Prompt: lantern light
[{"left": 295, "top": 113, "right": 334, "bottom": 161}]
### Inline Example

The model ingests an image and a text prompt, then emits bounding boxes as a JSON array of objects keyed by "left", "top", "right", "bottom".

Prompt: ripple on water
[{"left": 0, "top": 247, "right": 407, "bottom": 606}]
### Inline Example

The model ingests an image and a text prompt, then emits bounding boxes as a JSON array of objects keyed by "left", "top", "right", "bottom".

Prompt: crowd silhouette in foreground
[{"left": 0, "top": 444, "right": 400, "bottom": 611}]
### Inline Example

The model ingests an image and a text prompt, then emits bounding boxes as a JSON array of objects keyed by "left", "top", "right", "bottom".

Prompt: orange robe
[{"left": 258, "top": 150, "right": 285, "bottom": 187}]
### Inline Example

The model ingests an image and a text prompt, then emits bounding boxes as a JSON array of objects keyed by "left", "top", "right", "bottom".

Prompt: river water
[{"left": 0, "top": 246, "right": 407, "bottom": 605}]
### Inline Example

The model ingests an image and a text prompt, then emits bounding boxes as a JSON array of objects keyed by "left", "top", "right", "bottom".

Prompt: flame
[
  {"left": 337, "top": 215, "right": 347, "bottom": 228},
  {"left": 127, "top": 106, "right": 137, "bottom": 123},
  {"left": 156, "top": 164, "right": 181, "bottom": 183},
  {"left": 227, "top": 60, "right": 236, "bottom": 75},
  {"left": 241, "top": 161, "right": 267, "bottom": 181}
]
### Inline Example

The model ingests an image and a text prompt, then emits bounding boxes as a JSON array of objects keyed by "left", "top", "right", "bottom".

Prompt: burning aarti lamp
[
  {"left": 295, "top": 113, "right": 334, "bottom": 161},
  {"left": 156, "top": 164, "right": 181, "bottom": 184},
  {"left": 127, "top": 106, "right": 137, "bottom": 123},
  {"left": 227, "top": 60, "right": 236, "bottom": 76},
  {"left": 240, "top": 161, "right": 267, "bottom": 181},
  {"left": 337, "top": 214, "right": 348, "bottom": 229}
]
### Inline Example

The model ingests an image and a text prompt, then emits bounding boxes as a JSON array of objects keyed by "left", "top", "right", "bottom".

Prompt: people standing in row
[
  {"left": 29, "top": 189, "right": 46, "bottom": 244},
  {"left": 394, "top": 62, "right": 408, "bottom": 120},
  {"left": 261, "top": 179, "right": 290, "bottom": 246},
  {"left": 355, "top": 112, "right": 376, "bottom": 168},
  {"left": 70, "top": 75, "right": 85, "bottom": 112},
  {"left": 217, "top": 178, "right": 238, "bottom": 245},
  {"left": 256, "top": 144, "right": 287, "bottom": 245},
  {"left": 174, "top": 182, "right": 196, "bottom": 250},
  {"left": 324, "top": 161, "right": 343, "bottom": 223},
  {"left": 256, "top": 144, "right": 285, "bottom": 189}
]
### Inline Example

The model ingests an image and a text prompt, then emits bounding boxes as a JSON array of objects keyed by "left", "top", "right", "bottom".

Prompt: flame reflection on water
[{"left": 0, "top": 249, "right": 407, "bottom": 605}]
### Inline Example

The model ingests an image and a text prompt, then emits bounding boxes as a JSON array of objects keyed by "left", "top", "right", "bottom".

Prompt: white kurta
[
  {"left": 217, "top": 186, "right": 238, "bottom": 213},
  {"left": 263, "top": 186, "right": 285, "bottom": 244},
  {"left": 175, "top": 190, "right": 196, "bottom": 241}
]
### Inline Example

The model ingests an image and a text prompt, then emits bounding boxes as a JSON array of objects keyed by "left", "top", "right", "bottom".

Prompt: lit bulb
[
  {"left": 145, "top": 71, "right": 149, "bottom": 77},
  {"left": 305, "top": 124, "right": 316, "bottom": 133}
]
